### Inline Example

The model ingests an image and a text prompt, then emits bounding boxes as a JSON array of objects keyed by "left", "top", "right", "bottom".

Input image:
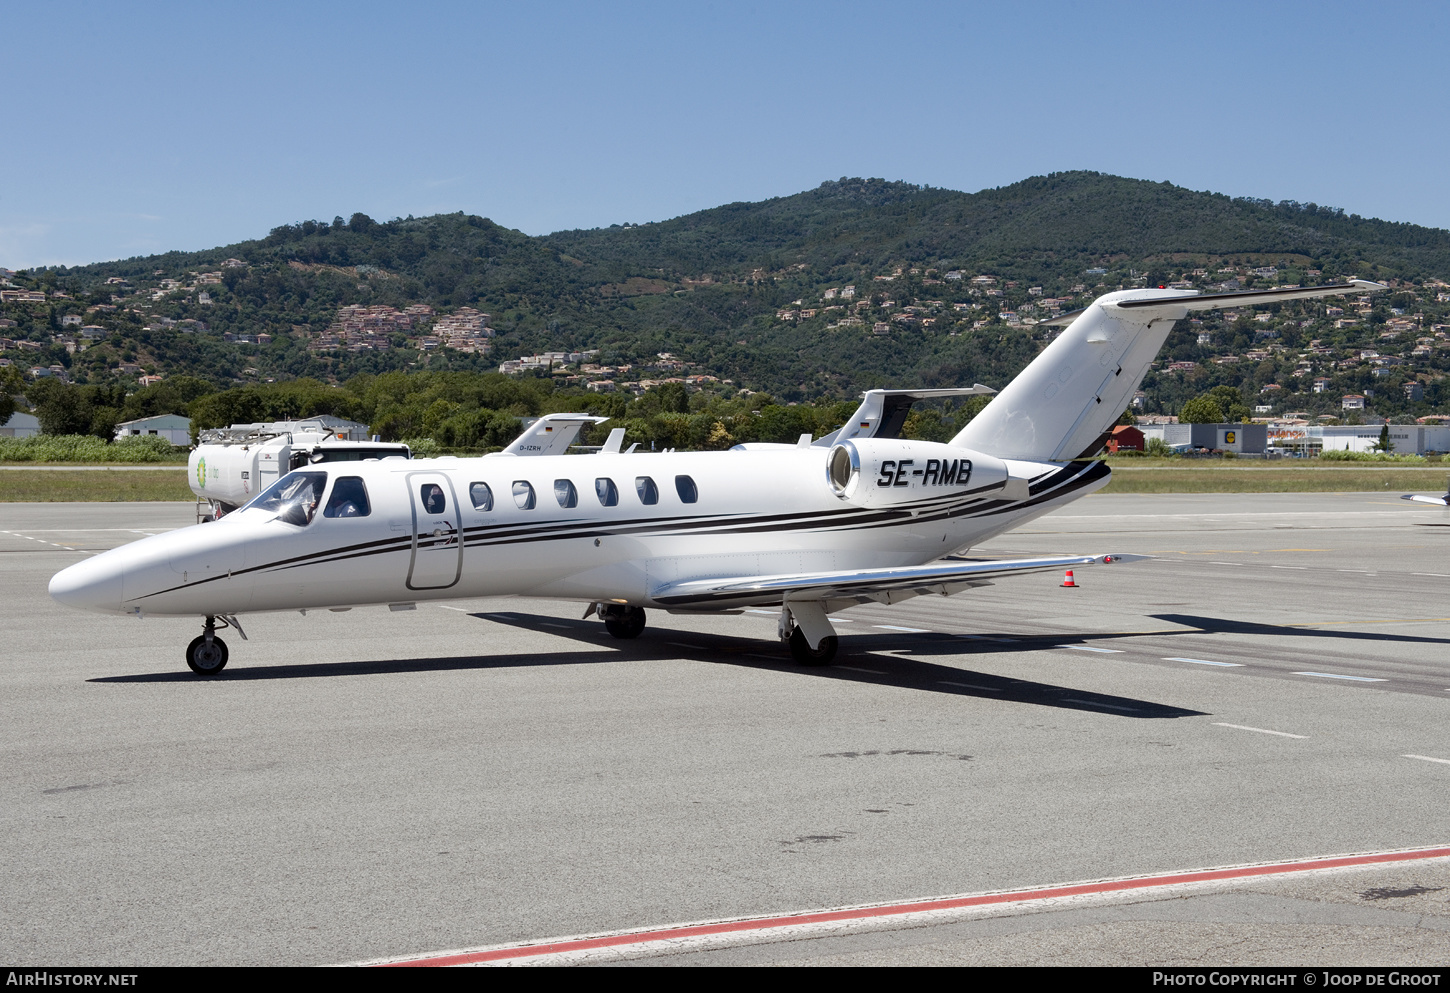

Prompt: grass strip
[
  {"left": 1099, "top": 467, "right": 1449, "bottom": 494},
  {"left": 0, "top": 470, "right": 196, "bottom": 502},
  {"left": 2, "top": 463, "right": 1447, "bottom": 500}
]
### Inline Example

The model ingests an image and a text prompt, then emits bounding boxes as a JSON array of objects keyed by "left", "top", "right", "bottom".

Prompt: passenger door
[{"left": 406, "top": 472, "right": 462, "bottom": 590}]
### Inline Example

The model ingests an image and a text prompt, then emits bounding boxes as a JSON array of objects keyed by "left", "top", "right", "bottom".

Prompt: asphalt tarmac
[{"left": 2, "top": 493, "right": 1449, "bottom": 967}]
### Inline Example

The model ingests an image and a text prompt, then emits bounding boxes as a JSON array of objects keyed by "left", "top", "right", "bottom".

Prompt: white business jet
[{"left": 50, "top": 280, "right": 1386, "bottom": 674}]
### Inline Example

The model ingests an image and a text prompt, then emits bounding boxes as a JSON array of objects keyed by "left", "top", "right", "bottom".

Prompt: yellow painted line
[{"left": 1148, "top": 550, "right": 1259, "bottom": 555}]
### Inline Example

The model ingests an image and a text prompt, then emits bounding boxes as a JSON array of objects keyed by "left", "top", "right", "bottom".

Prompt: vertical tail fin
[{"left": 950, "top": 281, "right": 1385, "bottom": 461}]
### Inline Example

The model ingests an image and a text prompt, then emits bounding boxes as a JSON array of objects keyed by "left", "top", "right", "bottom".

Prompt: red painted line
[{"left": 380, "top": 845, "right": 1450, "bottom": 966}]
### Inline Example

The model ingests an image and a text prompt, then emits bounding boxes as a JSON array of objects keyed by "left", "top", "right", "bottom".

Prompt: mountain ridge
[{"left": 4, "top": 171, "right": 1448, "bottom": 424}]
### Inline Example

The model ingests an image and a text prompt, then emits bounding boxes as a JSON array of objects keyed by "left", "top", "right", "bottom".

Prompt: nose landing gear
[{"left": 185, "top": 615, "right": 231, "bottom": 675}]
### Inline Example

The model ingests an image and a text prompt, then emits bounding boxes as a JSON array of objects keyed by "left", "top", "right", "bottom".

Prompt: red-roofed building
[{"left": 1107, "top": 425, "right": 1144, "bottom": 453}]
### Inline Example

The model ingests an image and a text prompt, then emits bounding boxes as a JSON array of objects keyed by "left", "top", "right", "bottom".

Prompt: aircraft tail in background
[{"left": 950, "top": 280, "right": 1386, "bottom": 462}]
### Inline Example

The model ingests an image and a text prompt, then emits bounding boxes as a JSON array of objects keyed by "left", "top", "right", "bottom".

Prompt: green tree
[
  {"left": 1372, "top": 424, "right": 1394, "bottom": 452},
  {"left": 1179, "top": 395, "right": 1225, "bottom": 424}
]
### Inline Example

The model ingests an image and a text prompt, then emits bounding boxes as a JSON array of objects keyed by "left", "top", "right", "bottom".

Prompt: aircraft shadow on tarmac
[
  {"left": 1152, "top": 613, "right": 1450, "bottom": 646},
  {"left": 88, "top": 650, "right": 619, "bottom": 683},
  {"left": 89, "top": 611, "right": 1205, "bottom": 718},
  {"left": 461, "top": 611, "right": 1206, "bottom": 720}
]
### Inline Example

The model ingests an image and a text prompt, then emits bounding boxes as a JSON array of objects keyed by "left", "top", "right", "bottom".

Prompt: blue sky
[{"left": 4, "top": 0, "right": 1447, "bottom": 269}]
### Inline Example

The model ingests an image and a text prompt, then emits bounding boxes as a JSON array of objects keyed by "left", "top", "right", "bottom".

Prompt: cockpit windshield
[{"left": 243, "top": 471, "right": 328, "bottom": 527}]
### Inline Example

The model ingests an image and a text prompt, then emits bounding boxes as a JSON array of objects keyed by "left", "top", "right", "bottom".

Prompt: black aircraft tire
[
  {"left": 604, "top": 606, "right": 646, "bottom": 640},
  {"left": 789, "top": 629, "right": 838, "bottom": 666},
  {"left": 186, "top": 635, "right": 229, "bottom": 675}
]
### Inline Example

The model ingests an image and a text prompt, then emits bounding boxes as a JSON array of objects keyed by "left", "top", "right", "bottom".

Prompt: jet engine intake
[{"left": 826, "top": 439, "right": 1018, "bottom": 508}]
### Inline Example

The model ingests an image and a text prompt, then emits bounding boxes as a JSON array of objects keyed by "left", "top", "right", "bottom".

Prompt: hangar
[{"left": 113, "top": 413, "right": 192, "bottom": 446}]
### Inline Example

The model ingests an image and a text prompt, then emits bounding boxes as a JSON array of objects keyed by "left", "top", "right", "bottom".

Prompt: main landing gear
[
  {"left": 788, "top": 627, "right": 838, "bottom": 666},
  {"left": 587, "top": 601, "right": 839, "bottom": 665},
  {"left": 600, "top": 604, "right": 647, "bottom": 639},
  {"left": 185, "top": 615, "right": 246, "bottom": 675},
  {"left": 780, "top": 603, "right": 839, "bottom": 666}
]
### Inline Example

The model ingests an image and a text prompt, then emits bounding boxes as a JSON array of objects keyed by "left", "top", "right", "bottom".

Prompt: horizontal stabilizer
[
  {"left": 1111, "top": 280, "right": 1387, "bottom": 318},
  {"left": 651, "top": 553, "right": 1149, "bottom": 607},
  {"left": 1040, "top": 280, "right": 1386, "bottom": 327}
]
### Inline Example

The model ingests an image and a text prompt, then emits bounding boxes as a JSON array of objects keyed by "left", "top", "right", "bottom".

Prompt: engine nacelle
[{"left": 826, "top": 439, "right": 1025, "bottom": 508}]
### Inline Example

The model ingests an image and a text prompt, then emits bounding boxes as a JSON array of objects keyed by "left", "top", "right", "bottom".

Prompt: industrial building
[
  {"left": 0, "top": 411, "right": 41, "bottom": 438},
  {"left": 1316, "top": 424, "right": 1450, "bottom": 455},
  {"left": 201, "top": 416, "right": 373, "bottom": 443},
  {"left": 1139, "top": 421, "right": 1450, "bottom": 456},
  {"left": 1136, "top": 422, "right": 1268, "bottom": 454},
  {"left": 113, "top": 414, "right": 192, "bottom": 446}
]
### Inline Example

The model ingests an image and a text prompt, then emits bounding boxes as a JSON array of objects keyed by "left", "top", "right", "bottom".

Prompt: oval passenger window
[
  {"left": 512, "top": 481, "right": 536, "bottom": 510},
  {"left": 635, "top": 476, "right": 659, "bottom": 506},
  {"left": 595, "top": 477, "right": 619, "bottom": 507},
  {"left": 675, "top": 475, "right": 698, "bottom": 504},
  {"left": 420, "top": 483, "right": 447, "bottom": 515},
  {"left": 469, "top": 482, "right": 493, "bottom": 512},
  {"left": 554, "top": 479, "right": 578, "bottom": 509}
]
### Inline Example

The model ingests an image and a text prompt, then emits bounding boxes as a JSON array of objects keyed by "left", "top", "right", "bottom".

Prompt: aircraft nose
[{"left": 49, "top": 556, "right": 125, "bottom": 614}]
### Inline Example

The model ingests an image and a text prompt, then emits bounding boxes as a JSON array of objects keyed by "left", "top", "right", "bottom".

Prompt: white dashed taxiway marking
[
  {"left": 1293, "top": 671, "right": 1387, "bottom": 683},
  {"left": 1213, "top": 723, "right": 1307, "bottom": 739},
  {"left": 1163, "top": 657, "right": 1243, "bottom": 667}
]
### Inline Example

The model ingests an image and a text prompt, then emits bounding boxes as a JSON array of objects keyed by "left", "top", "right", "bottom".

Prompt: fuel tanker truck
[
  {"left": 187, "top": 412, "right": 611, "bottom": 521},
  {"left": 188, "top": 418, "right": 411, "bottom": 520}
]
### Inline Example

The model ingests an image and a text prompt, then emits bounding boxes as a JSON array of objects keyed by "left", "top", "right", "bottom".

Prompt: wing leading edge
[{"left": 651, "top": 553, "right": 1150, "bottom": 608}]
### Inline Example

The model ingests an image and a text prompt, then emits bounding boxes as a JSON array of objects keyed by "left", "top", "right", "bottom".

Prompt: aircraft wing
[
  {"left": 651, "top": 553, "right": 1149, "bottom": 608},
  {"left": 1403, "top": 493, "right": 1450, "bottom": 507}
]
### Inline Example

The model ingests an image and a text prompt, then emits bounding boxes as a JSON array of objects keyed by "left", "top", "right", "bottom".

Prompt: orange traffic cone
[{"left": 1060, "top": 570, "right": 1078, "bottom": 588}]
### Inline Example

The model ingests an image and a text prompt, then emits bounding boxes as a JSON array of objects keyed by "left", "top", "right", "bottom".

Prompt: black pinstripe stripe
[{"left": 132, "top": 464, "right": 1111, "bottom": 601}]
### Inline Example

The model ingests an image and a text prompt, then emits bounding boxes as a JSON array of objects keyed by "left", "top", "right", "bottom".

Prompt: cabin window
[
  {"left": 250, "top": 471, "right": 327, "bottom": 527},
  {"left": 554, "top": 479, "right": 578, "bottom": 509},
  {"left": 595, "top": 477, "right": 619, "bottom": 507},
  {"left": 420, "top": 483, "right": 447, "bottom": 515},
  {"left": 675, "top": 475, "right": 698, "bottom": 504},
  {"left": 512, "top": 480, "right": 536, "bottom": 510},
  {"left": 635, "top": 476, "right": 659, "bottom": 506},
  {"left": 323, "top": 476, "right": 371, "bottom": 518},
  {"left": 469, "top": 482, "right": 494, "bottom": 511}
]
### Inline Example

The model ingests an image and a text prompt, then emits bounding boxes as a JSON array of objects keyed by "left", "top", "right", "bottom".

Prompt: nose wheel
[
  {"left": 186, "top": 634, "right": 229, "bottom": 674},
  {"left": 186, "top": 616, "right": 230, "bottom": 675}
]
